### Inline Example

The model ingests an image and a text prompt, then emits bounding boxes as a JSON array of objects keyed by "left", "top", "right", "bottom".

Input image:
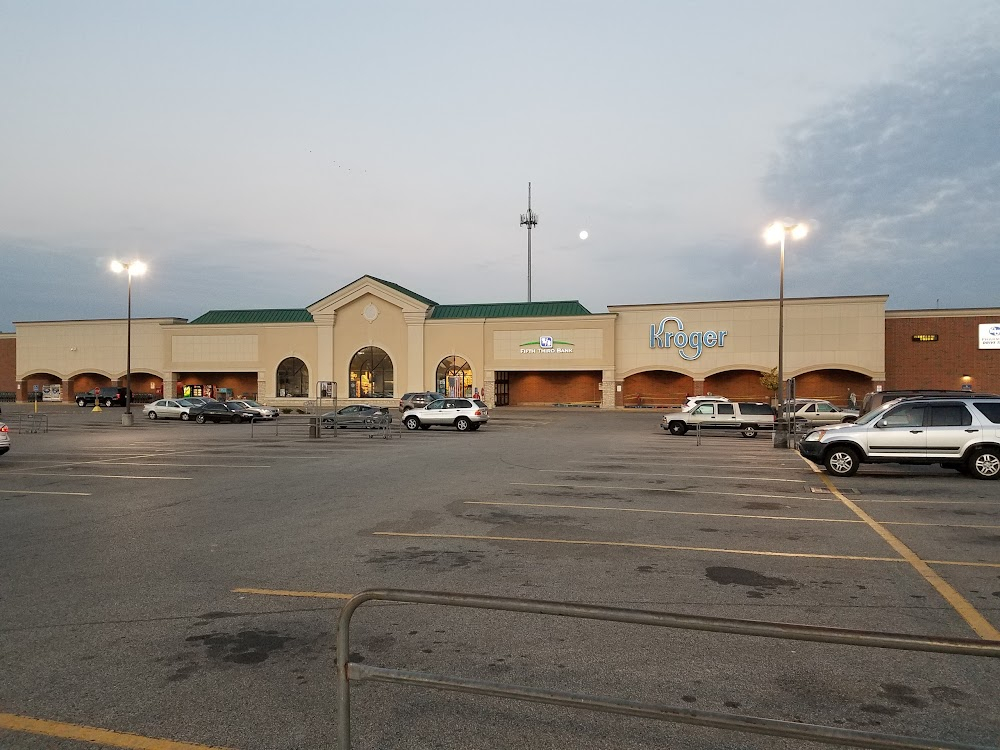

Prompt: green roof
[
  {"left": 366, "top": 275, "right": 438, "bottom": 307},
  {"left": 428, "top": 301, "right": 592, "bottom": 319},
  {"left": 188, "top": 309, "right": 314, "bottom": 325}
]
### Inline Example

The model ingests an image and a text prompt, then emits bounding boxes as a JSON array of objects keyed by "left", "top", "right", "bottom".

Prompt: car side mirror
[{"left": 876, "top": 419, "right": 888, "bottom": 428}]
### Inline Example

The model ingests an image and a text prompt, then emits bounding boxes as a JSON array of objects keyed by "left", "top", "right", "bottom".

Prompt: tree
[{"left": 759, "top": 367, "right": 779, "bottom": 398}]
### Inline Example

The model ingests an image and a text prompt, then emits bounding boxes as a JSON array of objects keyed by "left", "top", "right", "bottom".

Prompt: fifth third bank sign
[{"left": 980, "top": 323, "right": 1000, "bottom": 349}]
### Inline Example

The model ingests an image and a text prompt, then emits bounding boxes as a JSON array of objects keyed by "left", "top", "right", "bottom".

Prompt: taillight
[
  {"left": 474, "top": 409, "right": 482, "bottom": 415},
  {"left": 0, "top": 425, "right": 8, "bottom": 432}
]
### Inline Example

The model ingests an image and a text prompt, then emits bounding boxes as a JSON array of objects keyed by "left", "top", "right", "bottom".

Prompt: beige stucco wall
[
  {"left": 423, "top": 319, "right": 487, "bottom": 391},
  {"left": 15, "top": 318, "right": 183, "bottom": 380},
  {"left": 611, "top": 296, "right": 887, "bottom": 380}
]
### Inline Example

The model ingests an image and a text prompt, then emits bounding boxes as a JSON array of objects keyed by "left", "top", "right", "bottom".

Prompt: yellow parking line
[
  {"left": 5, "top": 472, "right": 191, "bottom": 480},
  {"left": 0, "top": 489, "right": 92, "bottom": 496},
  {"left": 540, "top": 469, "right": 807, "bottom": 483},
  {"left": 231, "top": 587, "right": 353, "bottom": 599},
  {"left": 808, "top": 466, "right": 1000, "bottom": 640},
  {"left": 373, "top": 531, "right": 904, "bottom": 564},
  {"left": 0, "top": 711, "right": 233, "bottom": 749},
  {"left": 464, "top": 501, "right": 1000, "bottom": 529}
]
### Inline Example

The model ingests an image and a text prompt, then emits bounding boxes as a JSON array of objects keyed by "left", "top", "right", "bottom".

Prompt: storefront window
[
  {"left": 436, "top": 356, "right": 473, "bottom": 397},
  {"left": 349, "top": 347, "right": 394, "bottom": 398},
  {"left": 276, "top": 357, "right": 309, "bottom": 397}
]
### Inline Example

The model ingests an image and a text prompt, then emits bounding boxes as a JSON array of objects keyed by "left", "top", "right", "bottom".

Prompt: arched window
[
  {"left": 349, "top": 347, "right": 394, "bottom": 398},
  {"left": 276, "top": 357, "right": 309, "bottom": 397},
  {"left": 437, "top": 356, "right": 473, "bottom": 397}
]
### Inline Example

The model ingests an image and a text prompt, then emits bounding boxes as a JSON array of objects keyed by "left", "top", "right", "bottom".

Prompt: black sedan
[
  {"left": 321, "top": 404, "right": 392, "bottom": 429},
  {"left": 190, "top": 402, "right": 249, "bottom": 424}
]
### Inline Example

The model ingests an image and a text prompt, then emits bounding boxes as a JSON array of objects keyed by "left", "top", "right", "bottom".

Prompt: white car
[
  {"left": 229, "top": 399, "right": 280, "bottom": 420},
  {"left": 143, "top": 399, "right": 193, "bottom": 421},
  {"left": 0, "top": 421, "right": 10, "bottom": 456},
  {"left": 402, "top": 398, "right": 489, "bottom": 431}
]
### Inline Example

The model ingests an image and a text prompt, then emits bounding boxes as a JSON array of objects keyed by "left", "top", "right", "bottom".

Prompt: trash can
[{"left": 309, "top": 415, "right": 321, "bottom": 439}]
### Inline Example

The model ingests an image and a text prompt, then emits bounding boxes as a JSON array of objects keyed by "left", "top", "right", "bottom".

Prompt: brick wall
[
  {"left": 0, "top": 336, "right": 15, "bottom": 393},
  {"left": 71, "top": 374, "right": 115, "bottom": 396},
  {"left": 886, "top": 315, "right": 1000, "bottom": 392},
  {"left": 705, "top": 370, "right": 769, "bottom": 401},
  {"left": 622, "top": 371, "right": 694, "bottom": 406},
  {"left": 792, "top": 370, "right": 873, "bottom": 405},
  {"left": 509, "top": 371, "right": 601, "bottom": 405}
]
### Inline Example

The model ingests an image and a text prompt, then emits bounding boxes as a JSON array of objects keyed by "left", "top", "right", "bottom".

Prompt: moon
[{"left": 579, "top": 230, "right": 589, "bottom": 240}]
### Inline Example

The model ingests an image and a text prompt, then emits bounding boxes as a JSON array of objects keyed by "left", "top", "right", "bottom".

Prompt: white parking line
[
  {"left": 568, "top": 460, "right": 805, "bottom": 471},
  {"left": 512, "top": 481, "right": 800, "bottom": 501},
  {"left": 541, "top": 469, "right": 808, "bottom": 483}
]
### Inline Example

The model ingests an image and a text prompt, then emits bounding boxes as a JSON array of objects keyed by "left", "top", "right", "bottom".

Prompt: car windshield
[{"left": 854, "top": 399, "right": 904, "bottom": 425}]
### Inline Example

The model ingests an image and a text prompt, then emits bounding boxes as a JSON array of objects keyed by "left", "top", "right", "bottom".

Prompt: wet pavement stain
[
  {"left": 743, "top": 502, "right": 787, "bottom": 510},
  {"left": 365, "top": 546, "right": 486, "bottom": 569},
  {"left": 878, "top": 683, "right": 928, "bottom": 709},
  {"left": 705, "top": 566, "right": 799, "bottom": 598},
  {"left": 185, "top": 629, "right": 294, "bottom": 666}
]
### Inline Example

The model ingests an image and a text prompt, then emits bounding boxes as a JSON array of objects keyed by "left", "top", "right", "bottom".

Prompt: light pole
[
  {"left": 764, "top": 221, "right": 808, "bottom": 447},
  {"left": 110, "top": 259, "right": 147, "bottom": 426}
]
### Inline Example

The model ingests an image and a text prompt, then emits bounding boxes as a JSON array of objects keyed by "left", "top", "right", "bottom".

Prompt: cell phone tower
[{"left": 519, "top": 182, "right": 538, "bottom": 302}]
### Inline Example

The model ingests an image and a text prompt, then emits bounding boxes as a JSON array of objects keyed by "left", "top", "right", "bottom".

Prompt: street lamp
[
  {"left": 110, "top": 259, "right": 147, "bottom": 426},
  {"left": 764, "top": 220, "right": 808, "bottom": 447}
]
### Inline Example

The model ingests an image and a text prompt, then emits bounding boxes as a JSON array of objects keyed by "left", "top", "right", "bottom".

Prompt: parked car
[
  {"left": 402, "top": 398, "right": 488, "bottom": 431},
  {"left": 399, "top": 391, "right": 444, "bottom": 413},
  {"left": 143, "top": 399, "right": 194, "bottom": 421},
  {"left": 223, "top": 402, "right": 256, "bottom": 421},
  {"left": 780, "top": 399, "right": 858, "bottom": 426},
  {"left": 799, "top": 397, "right": 1000, "bottom": 479},
  {"left": 228, "top": 399, "right": 279, "bottom": 419},
  {"left": 177, "top": 396, "right": 218, "bottom": 406},
  {"left": 190, "top": 402, "right": 246, "bottom": 424},
  {"left": 859, "top": 389, "right": 997, "bottom": 417},
  {"left": 76, "top": 387, "right": 129, "bottom": 407},
  {"left": 661, "top": 401, "right": 775, "bottom": 438},
  {"left": 321, "top": 404, "right": 392, "bottom": 429},
  {"left": 0, "top": 421, "right": 10, "bottom": 456}
]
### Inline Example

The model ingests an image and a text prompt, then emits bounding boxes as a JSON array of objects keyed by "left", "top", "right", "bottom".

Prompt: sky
[{"left": 2, "top": 1, "right": 999, "bottom": 331}]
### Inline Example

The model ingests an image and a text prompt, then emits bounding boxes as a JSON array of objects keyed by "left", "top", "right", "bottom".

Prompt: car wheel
[
  {"left": 968, "top": 448, "right": 1000, "bottom": 480},
  {"left": 741, "top": 424, "right": 758, "bottom": 438},
  {"left": 180, "top": 413, "right": 190, "bottom": 421},
  {"left": 825, "top": 446, "right": 860, "bottom": 477},
  {"left": 231, "top": 415, "right": 241, "bottom": 424},
  {"left": 668, "top": 421, "right": 687, "bottom": 436},
  {"left": 455, "top": 417, "right": 471, "bottom": 431},
  {"left": 195, "top": 414, "right": 206, "bottom": 424},
  {"left": 77, "top": 399, "right": 86, "bottom": 407},
  {"left": 404, "top": 416, "right": 420, "bottom": 431},
  {"left": 147, "top": 411, "right": 157, "bottom": 420}
]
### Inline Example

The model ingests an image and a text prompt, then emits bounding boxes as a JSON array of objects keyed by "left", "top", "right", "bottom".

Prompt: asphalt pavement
[{"left": 0, "top": 405, "right": 997, "bottom": 749}]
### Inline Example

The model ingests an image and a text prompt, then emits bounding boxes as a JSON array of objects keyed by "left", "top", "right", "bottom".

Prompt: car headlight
[{"left": 803, "top": 430, "right": 826, "bottom": 442}]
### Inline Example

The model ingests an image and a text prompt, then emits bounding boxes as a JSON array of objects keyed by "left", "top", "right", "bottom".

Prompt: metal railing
[{"left": 337, "top": 589, "right": 1000, "bottom": 750}]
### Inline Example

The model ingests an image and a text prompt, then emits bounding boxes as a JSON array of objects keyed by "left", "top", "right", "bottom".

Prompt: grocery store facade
[{"left": 8, "top": 275, "right": 1000, "bottom": 407}]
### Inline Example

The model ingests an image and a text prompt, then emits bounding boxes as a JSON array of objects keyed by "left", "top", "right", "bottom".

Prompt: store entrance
[{"left": 494, "top": 371, "right": 510, "bottom": 406}]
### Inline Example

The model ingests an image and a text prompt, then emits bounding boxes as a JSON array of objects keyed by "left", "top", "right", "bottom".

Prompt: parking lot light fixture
[
  {"left": 764, "top": 221, "right": 809, "bottom": 447},
  {"left": 110, "top": 259, "right": 147, "bottom": 426}
]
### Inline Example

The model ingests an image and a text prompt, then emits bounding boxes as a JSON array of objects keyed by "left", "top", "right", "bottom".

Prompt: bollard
[{"left": 309, "top": 415, "right": 320, "bottom": 439}]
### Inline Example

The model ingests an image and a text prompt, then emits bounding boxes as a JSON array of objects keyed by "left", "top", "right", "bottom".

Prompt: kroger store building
[{"left": 3, "top": 275, "right": 999, "bottom": 407}]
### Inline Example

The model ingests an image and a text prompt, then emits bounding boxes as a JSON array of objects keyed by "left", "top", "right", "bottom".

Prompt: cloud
[{"left": 762, "top": 44, "right": 1000, "bottom": 309}]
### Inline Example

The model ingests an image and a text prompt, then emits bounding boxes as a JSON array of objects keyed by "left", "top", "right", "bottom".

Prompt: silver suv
[
  {"left": 799, "top": 397, "right": 1000, "bottom": 479},
  {"left": 402, "top": 398, "right": 489, "bottom": 432},
  {"left": 399, "top": 391, "right": 443, "bottom": 413},
  {"left": 661, "top": 401, "right": 775, "bottom": 438}
]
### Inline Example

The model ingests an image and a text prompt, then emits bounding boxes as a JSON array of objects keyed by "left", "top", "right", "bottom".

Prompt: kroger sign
[{"left": 649, "top": 317, "right": 728, "bottom": 360}]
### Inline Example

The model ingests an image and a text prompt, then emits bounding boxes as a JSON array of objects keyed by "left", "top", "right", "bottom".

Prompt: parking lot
[{"left": 1, "top": 406, "right": 998, "bottom": 749}]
